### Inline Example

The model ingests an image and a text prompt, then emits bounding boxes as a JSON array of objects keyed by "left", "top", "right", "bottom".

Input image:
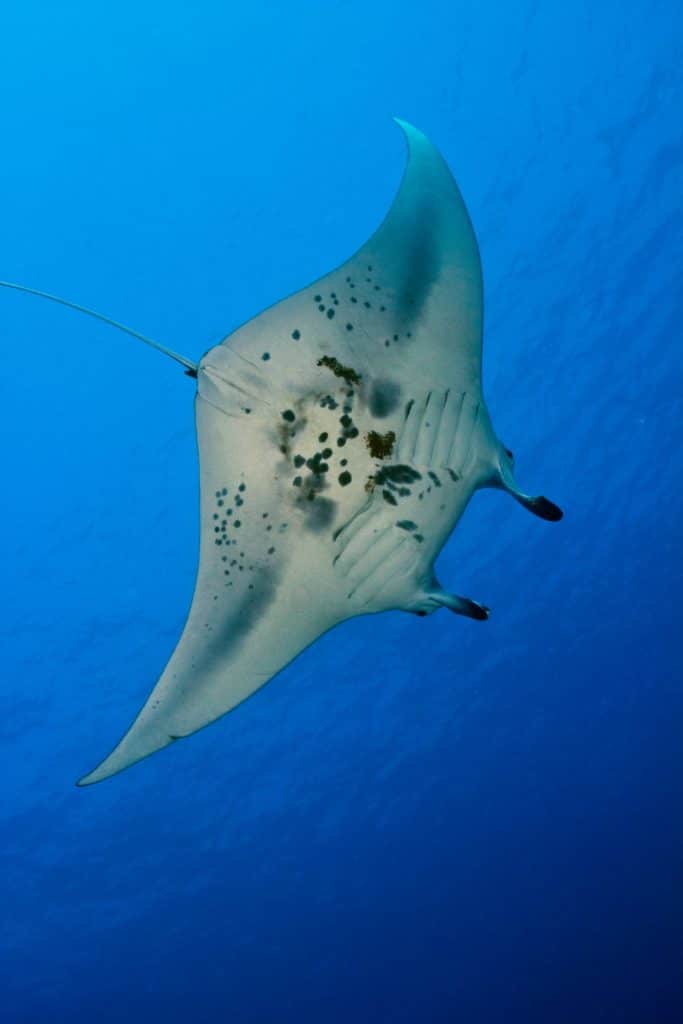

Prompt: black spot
[
  {"left": 339, "top": 471, "right": 352, "bottom": 486},
  {"left": 346, "top": 323, "right": 353, "bottom": 331},
  {"left": 382, "top": 489, "right": 398, "bottom": 506},
  {"left": 318, "top": 432, "right": 328, "bottom": 442},
  {"left": 238, "top": 483, "right": 246, "bottom": 492},
  {"left": 314, "top": 294, "right": 322, "bottom": 301},
  {"left": 322, "top": 448, "right": 332, "bottom": 459},
  {"left": 375, "top": 464, "right": 422, "bottom": 486},
  {"left": 234, "top": 520, "right": 241, "bottom": 528},
  {"left": 292, "top": 329, "right": 301, "bottom": 340},
  {"left": 396, "top": 520, "right": 418, "bottom": 532},
  {"left": 428, "top": 471, "right": 442, "bottom": 487},
  {"left": 261, "top": 352, "right": 270, "bottom": 361},
  {"left": 303, "top": 496, "right": 337, "bottom": 532},
  {"left": 281, "top": 409, "right": 296, "bottom": 422},
  {"left": 326, "top": 308, "right": 335, "bottom": 319},
  {"left": 293, "top": 476, "right": 302, "bottom": 487},
  {"left": 369, "top": 380, "right": 401, "bottom": 418},
  {"left": 293, "top": 454, "right": 305, "bottom": 468}
]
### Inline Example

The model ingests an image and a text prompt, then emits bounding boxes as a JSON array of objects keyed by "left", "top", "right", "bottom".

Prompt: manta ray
[{"left": 1, "top": 120, "right": 562, "bottom": 785}]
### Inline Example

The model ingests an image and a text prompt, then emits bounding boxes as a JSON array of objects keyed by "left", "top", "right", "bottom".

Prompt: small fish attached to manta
[{"left": 1, "top": 119, "right": 562, "bottom": 785}]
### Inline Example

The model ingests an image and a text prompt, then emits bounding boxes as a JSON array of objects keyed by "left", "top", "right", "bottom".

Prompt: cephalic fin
[{"left": 0, "top": 280, "right": 198, "bottom": 374}]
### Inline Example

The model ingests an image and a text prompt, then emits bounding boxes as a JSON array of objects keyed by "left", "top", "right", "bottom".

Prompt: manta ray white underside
[{"left": 1, "top": 120, "right": 562, "bottom": 785}]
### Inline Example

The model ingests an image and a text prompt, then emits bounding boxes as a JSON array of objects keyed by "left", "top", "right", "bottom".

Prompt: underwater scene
[{"left": 1, "top": 2, "right": 681, "bottom": 1021}]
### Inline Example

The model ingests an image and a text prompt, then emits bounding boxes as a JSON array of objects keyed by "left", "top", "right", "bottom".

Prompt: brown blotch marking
[
  {"left": 317, "top": 355, "right": 361, "bottom": 386},
  {"left": 365, "top": 430, "right": 396, "bottom": 460}
]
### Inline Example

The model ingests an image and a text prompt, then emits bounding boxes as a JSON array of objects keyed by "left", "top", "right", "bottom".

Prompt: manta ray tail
[{"left": 0, "top": 280, "right": 198, "bottom": 374}]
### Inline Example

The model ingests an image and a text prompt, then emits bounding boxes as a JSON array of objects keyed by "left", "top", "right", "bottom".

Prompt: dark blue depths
[{"left": 1, "top": 2, "right": 681, "bottom": 1021}]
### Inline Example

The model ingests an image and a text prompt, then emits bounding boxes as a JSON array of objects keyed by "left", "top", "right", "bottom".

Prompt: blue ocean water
[{"left": 1, "top": 1, "right": 681, "bottom": 1020}]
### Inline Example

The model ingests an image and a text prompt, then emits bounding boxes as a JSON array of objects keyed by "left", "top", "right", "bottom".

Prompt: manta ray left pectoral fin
[{"left": 77, "top": 389, "right": 345, "bottom": 786}]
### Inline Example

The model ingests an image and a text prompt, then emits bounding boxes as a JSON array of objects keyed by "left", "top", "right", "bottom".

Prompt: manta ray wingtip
[
  {"left": 391, "top": 116, "right": 423, "bottom": 141},
  {"left": 75, "top": 764, "right": 109, "bottom": 787}
]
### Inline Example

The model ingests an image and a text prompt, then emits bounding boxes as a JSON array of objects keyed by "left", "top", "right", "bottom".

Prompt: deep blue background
[{"left": 1, "top": 2, "right": 681, "bottom": 1020}]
